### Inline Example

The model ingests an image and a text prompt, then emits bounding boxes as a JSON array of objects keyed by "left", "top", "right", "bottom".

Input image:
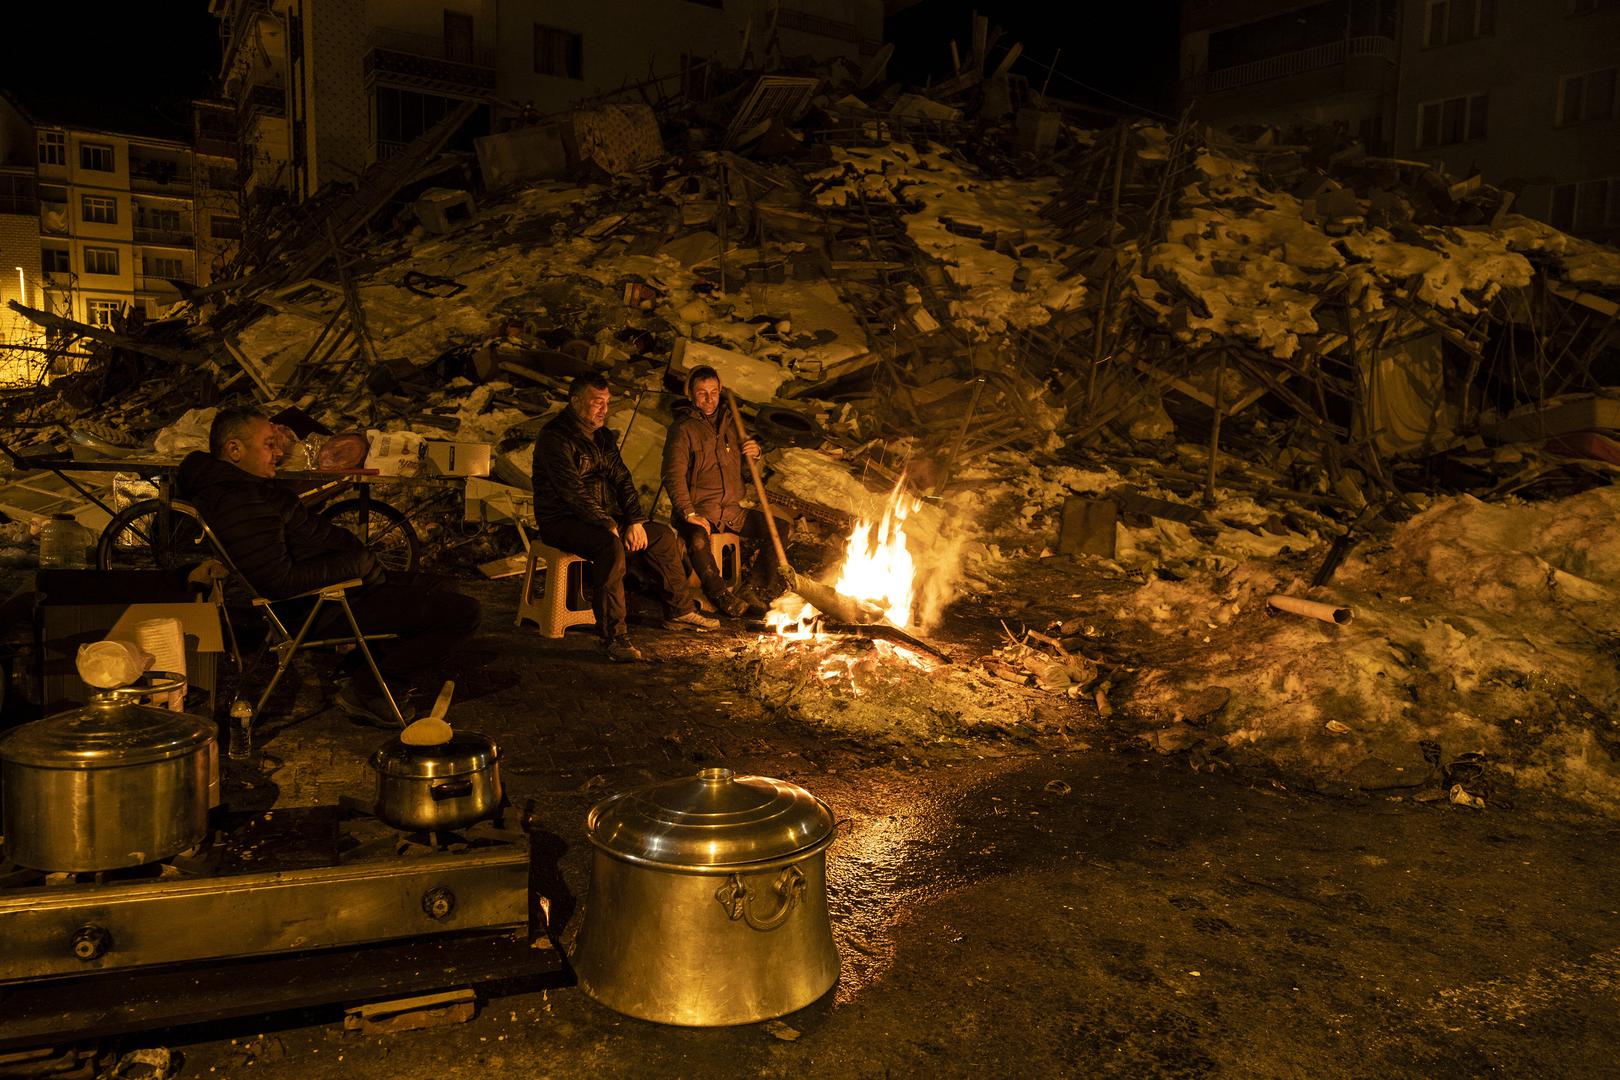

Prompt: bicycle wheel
[
  {"left": 318, "top": 498, "right": 420, "bottom": 574},
  {"left": 97, "top": 499, "right": 208, "bottom": 571}
]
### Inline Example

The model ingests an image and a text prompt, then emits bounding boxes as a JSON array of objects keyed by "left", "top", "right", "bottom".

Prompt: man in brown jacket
[{"left": 661, "top": 366, "right": 789, "bottom": 617}]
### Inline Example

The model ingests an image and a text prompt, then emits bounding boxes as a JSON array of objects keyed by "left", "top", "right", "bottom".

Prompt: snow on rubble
[{"left": 1105, "top": 486, "right": 1620, "bottom": 815}]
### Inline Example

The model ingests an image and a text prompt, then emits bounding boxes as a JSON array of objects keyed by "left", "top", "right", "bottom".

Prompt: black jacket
[
  {"left": 177, "top": 451, "right": 371, "bottom": 599},
  {"left": 531, "top": 408, "right": 646, "bottom": 531}
]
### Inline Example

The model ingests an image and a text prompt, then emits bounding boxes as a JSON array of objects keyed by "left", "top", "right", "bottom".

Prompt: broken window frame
[{"left": 83, "top": 247, "right": 119, "bottom": 276}]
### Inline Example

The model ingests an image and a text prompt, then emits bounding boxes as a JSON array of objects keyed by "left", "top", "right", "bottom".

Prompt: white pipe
[{"left": 1266, "top": 594, "right": 1353, "bottom": 625}]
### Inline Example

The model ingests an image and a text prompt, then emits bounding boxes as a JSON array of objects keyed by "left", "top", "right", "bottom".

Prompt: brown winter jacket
[{"left": 661, "top": 401, "right": 746, "bottom": 531}]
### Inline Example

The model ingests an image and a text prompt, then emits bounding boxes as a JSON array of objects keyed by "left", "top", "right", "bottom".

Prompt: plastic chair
[
  {"left": 176, "top": 502, "right": 405, "bottom": 741},
  {"left": 691, "top": 531, "right": 742, "bottom": 611},
  {"left": 515, "top": 542, "right": 598, "bottom": 638}
]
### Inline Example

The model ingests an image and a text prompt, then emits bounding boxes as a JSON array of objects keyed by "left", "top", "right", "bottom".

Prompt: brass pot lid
[
  {"left": 370, "top": 731, "right": 499, "bottom": 780},
  {"left": 0, "top": 699, "right": 215, "bottom": 769},
  {"left": 587, "top": 767, "right": 835, "bottom": 870}
]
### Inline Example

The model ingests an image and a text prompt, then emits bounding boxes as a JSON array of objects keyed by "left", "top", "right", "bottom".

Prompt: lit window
[
  {"left": 42, "top": 249, "right": 70, "bottom": 275},
  {"left": 38, "top": 131, "right": 66, "bottom": 166},
  {"left": 1416, "top": 93, "right": 1488, "bottom": 148},
  {"left": 80, "top": 143, "right": 115, "bottom": 171},
  {"left": 83, "top": 247, "right": 120, "bottom": 275},
  {"left": 534, "top": 24, "right": 582, "bottom": 79},
  {"left": 1558, "top": 67, "right": 1617, "bottom": 125},
  {"left": 82, "top": 195, "right": 117, "bottom": 224},
  {"left": 86, "top": 299, "right": 121, "bottom": 327}
]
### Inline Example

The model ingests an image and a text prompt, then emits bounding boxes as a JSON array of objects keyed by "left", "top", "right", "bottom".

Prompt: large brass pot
[
  {"left": 0, "top": 678, "right": 214, "bottom": 872},
  {"left": 572, "top": 767, "right": 839, "bottom": 1026}
]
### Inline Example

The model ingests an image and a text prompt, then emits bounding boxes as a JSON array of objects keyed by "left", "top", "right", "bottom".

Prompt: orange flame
[{"left": 834, "top": 478, "right": 918, "bottom": 627}]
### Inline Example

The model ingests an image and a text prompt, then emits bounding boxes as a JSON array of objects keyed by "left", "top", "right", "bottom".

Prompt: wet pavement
[{"left": 22, "top": 579, "right": 1620, "bottom": 1076}]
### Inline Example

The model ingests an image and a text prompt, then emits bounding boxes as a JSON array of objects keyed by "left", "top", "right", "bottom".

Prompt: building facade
[
  {"left": 1179, "top": 0, "right": 1620, "bottom": 242},
  {"left": 0, "top": 93, "right": 239, "bottom": 346},
  {"left": 211, "top": 0, "right": 883, "bottom": 202}
]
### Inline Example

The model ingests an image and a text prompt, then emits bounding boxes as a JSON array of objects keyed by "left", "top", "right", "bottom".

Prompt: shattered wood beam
[{"left": 6, "top": 301, "right": 209, "bottom": 366}]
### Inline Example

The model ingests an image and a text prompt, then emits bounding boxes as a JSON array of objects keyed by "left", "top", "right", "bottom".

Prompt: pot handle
[
  {"left": 715, "top": 865, "right": 806, "bottom": 932},
  {"left": 430, "top": 779, "right": 475, "bottom": 801}
]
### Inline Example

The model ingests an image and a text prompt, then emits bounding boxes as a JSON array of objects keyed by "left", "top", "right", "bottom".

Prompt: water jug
[{"left": 38, "top": 514, "right": 90, "bottom": 569}]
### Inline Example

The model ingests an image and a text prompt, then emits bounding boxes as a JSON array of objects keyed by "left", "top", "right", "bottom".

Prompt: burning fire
[
  {"left": 758, "top": 478, "right": 934, "bottom": 686},
  {"left": 767, "top": 478, "right": 921, "bottom": 633},
  {"left": 834, "top": 480, "right": 918, "bottom": 627}
]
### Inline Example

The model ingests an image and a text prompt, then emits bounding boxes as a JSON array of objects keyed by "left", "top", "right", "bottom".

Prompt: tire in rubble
[
  {"left": 96, "top": 499, "right": 208, "bottom": 571},
  {"left": 316, "top": 498, "right": 420, "bottom": 574}
]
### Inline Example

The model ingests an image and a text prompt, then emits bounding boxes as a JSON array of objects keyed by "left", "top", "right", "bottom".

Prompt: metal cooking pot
[
  {"left": 369, "top": 731, "right": 502, "bottom": 832},
  {"left": 0, "top": 676, "right": 214, "bottom": 872},
  {"left": 572, "top": 767, "right": 839, "bottom": 1026}
]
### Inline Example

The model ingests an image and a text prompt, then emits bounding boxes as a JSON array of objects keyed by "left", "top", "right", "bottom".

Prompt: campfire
[{"left": 761, "top": 480, "right": 933, "bottom": 689}]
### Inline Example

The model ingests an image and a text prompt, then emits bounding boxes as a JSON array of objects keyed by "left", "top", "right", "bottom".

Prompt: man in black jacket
[
  {"left": 533, "top": 373, "right": 714, "bottom": 662},
  {"left": 178, "top": 408, "right": 480, "bottom": 724}
]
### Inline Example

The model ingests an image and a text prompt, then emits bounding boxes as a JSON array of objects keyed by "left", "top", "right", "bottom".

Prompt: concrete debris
[{"left": 3, "top": 22, "right": 1619, "bottom": 811}]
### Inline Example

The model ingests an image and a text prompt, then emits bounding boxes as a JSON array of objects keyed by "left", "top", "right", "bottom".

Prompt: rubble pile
[{"left": 5, "top": 25, "right": 1620, "bottom": 810}]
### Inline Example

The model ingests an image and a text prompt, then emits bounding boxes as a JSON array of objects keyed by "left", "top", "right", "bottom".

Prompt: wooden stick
[{"left": 725, "top": 390, "right": 789, "bottom": 569}]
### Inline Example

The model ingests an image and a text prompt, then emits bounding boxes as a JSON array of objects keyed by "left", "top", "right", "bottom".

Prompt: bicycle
[{"left": 97, "top": 475, "right": 421, "bottom": 573}]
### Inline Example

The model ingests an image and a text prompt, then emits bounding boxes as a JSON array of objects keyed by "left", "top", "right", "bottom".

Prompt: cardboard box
[{"left": 425, "top": 441, "right": 492, "bottom": 478}]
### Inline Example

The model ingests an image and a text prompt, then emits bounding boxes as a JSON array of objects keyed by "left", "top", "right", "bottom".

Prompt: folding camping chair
[{"left": 174, "top": 501, "right": 407, "bottom": 743}]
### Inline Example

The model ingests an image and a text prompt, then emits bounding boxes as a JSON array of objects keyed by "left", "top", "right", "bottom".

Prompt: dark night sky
[
  {"left": 4, "top": 5, "right": 220, "bottom": 137},
  {"left": 885, "top": 0, "right": 1184, "bottom": 119},
  {"left": 3, "top": 2, "right": 1182, "bottom": 128}
]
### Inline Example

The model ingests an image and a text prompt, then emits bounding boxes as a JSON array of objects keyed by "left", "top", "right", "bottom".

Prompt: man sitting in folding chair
[{"left": 177, "top": 408, "right": 481, "bottom": 726}]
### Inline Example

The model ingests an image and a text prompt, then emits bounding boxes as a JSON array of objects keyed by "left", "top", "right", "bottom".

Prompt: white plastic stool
[
  {"left": 516, "top": 542, "right": 597, "bottom": 638},
  {"left": 691, "top": 531, "right": 743, "bottom": 611}
]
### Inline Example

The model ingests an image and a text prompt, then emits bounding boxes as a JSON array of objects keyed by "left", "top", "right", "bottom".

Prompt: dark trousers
[
  {"left": 540, "top": 518, "right": 693, "bottom": 639},
  {"left": 677, "top": 508, "right": 788, "bottom": 594},
  {"left": 314, "top": 574, "right": 482, "bottom": 696}
]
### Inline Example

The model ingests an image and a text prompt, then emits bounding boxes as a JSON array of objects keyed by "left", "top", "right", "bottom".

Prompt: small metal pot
[
  {"left": 369, "top": 731, "right": 502, "bottom": 832},
  {"left": 0, "top": 676, "right": 214, "bottom": 872},
  {"left": 572, "top": 767, "right": 840, "bottom": 1026}
]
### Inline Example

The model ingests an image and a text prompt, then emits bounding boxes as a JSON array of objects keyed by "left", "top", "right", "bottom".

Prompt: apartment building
[
  {"left": 1180, "top": 0, "right": 1401, "bottom": 149},
  {"left": 0, "top": 92, "right": 240, "bottom": 344},
  {"left": 1179, "top": 0, "right": 1620, "bottom": 242},
  {"left": 1393, "top": 0, "right": 1620, "bottom": 239},
  {"left": 212, "top": 0, "right": 883, "bottom": 201}
]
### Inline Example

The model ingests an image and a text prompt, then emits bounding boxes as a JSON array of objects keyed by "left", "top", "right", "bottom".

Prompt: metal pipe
[{"left": 1266, "top": 594, "right": 1353, "bottom": 625}]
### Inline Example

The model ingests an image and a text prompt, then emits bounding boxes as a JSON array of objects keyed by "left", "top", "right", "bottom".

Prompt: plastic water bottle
[{"left": 38, "top": 514, "right": 90, "bottom": 569}]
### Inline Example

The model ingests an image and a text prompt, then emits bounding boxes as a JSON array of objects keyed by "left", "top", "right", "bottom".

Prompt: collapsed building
[{"left": 4, "top": 39, "right": 1620, "bottom": 814}]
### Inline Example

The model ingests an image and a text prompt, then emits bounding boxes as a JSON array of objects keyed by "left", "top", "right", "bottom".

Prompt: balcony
[
  {"left": 363, "top": 27, "right": 496, "bottom": 95},
  {"left": 1185, "top": 35, "right": 1396, "bottom": 95},
  {"left": 238, "top": 82, "right": 287, "bottom": 122},
  {"left": 134, "top": 226, "right": 195, "bottom": 247},
  {"left": 137, "top": 274, "right": 192, "bottom": 294},
  {"left": 129, "top": 162, "right": 194, "bottom": 196}
]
